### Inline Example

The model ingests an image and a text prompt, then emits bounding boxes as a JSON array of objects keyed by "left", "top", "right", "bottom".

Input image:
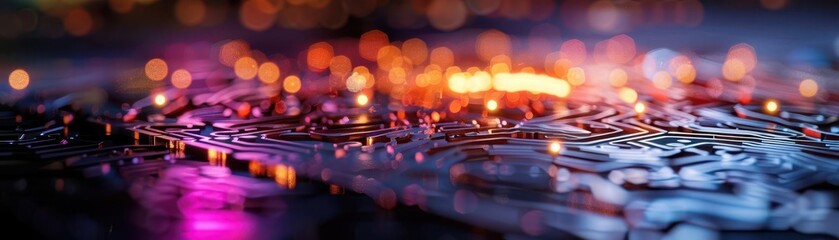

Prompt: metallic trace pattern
[{"left": 2, "top": 71, "right": 837, "bottom": 239}]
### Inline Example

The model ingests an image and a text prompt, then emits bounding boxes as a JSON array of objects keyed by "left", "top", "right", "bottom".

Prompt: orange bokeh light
[
  {"left": 174, "top": 0, "right": 206, "bottom": 26},
  {"left": 359, "top": 30, "right": 389, "bottom": 61},
  {"left": 799, "top": 79, "right": 818, "bottom": 97},
  {"left": 329, "top": 55, "right": 352, "bottom": 77},
  {"left": 307, "top": 42, "right": 334, "bottom": 72},
  {"left": 476, "top": 29, "right": 512, "bottom": 62},
  {"left": 258, "top": 62, "right": 281, "bottom": 83},
  {"left": 8, "top": 69, "right": 29, "bottom": 90},
  {"left": 235, "top": 57, "right": 259, "bottom": 80},
  {"left": 171, "top": 69, "right": 192, "bottom": 89},
  {"left": 402, "top": 38, "right": 429, "bottom": 65},
  {"left": 283, "top": 75, "right": 302, "bottom": 93},
  {"left": 722, "top": 59, "right": 746, "bottom": 81},
  {"left": 430, "top": 47, "right": 454, "bottom": 68},
  {"left": 64, "top": 8, "right": 93, "bottom": 36},
  {"left": 144, "top": 58, "right": 168, "bottom": 81}
]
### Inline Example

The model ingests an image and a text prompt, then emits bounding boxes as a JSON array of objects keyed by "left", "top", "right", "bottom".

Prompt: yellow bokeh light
[
  {"left": 171, "top": 69, "right": 192, "bottom": 89},
  {"left": 235, "top": 57, "right": 258, "bottom": 80},
  {"left": 8, "top": 69, "right": 30, "bottom": 90},
  {"left": 567, "top": 67, "right": 586, "bottom": 86},
  {"left": 357, "top": 94, "right": 369, "bottom": 106},
  {"left": 486, "top": 99, "right": 498, "bottom": 111},
  {"left": 376, "top": 45, "right": 402, "bottom": 71},
  {"left": 722, "top": 59, "right": 746, "bottom": 81},
  {"left": 388, "top": 67, "right": 407, "bottom": 84},
  {"left": 618, "top": 87, "right": 637, "bottom": 103},
  {"left": 653, "top": 71, "right": 673, "bottom": 89},
  {"left": 283, "top": 75, "right": 302, "bottom": 93},
  {"left": 727, "top": 43, "right": 757, "bottom": 72},
  {"left": 675, "top": 63, "right": 696, "bottom": 83},
  {"left": 448, "top": 72, "right": 467, "bottom": 93},
  {"left": 153, "top": 94, "right": 167, "bottom": 106},
  {"left": 634, "top": 102, "right": 646, "bottom": 113},
  {"left": 765, "top": 100, "right": 779, "bottom": 113},
  {"left": 258, "top": 62, "right": 281, "bottom": 83},
  {"left": 273, "top": 164, "right": 296, "bottom": 189},
  {"left": 447, "top": 71, "right": 492, "bottom": 93},
  {"left": 609, "top": 69, "right": 627, "bottom": 87},
  {"left": 493, "top": 72, "right": 571, "bottom": 98},
  {"left": 799, "top": 79, "right": 818, "bottom": 97},
  {"left": 549, "top": 141, "right": 561, "bottom": 154},
  {"left": 145, "top": 58, "right": 168, "bottom": 81}
]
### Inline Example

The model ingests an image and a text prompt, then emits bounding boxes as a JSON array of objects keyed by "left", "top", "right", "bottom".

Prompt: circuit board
[{"left": 2, "top": 60, "right": 837, "bottom": 239}]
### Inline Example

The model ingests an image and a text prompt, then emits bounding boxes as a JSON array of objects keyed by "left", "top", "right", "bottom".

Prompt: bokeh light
[
  {"left": 307, "top": 42, "right": 334, "bottom": 72},
  {"left": 799, "top": 79, "right": 818, "bottom": 97},
  {"left": 283, "top": 75, "right": 302, "bottom": 93},
  {"left": 486, "top": 99, "right": 498, "bottom": 111},
  {"left": 64, "top": 8, "right": 94, "bottom": 36},
  {"left": 427, "top": 0, "right": 468, "bottom": 31},
  {"left": 171, "top": 69, "right": 193, "bottom": 89},
  {"left": 175, "top": 0, "right": 207, "bottom": 26},
  {"left": 8, "top": 69, "right": 30, "bottom": 90},
  {"left": 154, "top": 94, "right": 167, "bottom": 106},
  {"left": 235, "top": 57, "right": 259, "bottom": 80},
  {"left": 357, "top": 94, "right": 369, "bottom": 106},
  {"left": 765, "top": 100, "right": 779, "bottom": 113},
  {"left": 359, "top": 30, "right": 389, "bottom": 61},
  {"left": 145, "top": 58, "right": 168, "bottom": 81},
  {"left": 258, "top": 62, "right": 281, "bottom": 83}
]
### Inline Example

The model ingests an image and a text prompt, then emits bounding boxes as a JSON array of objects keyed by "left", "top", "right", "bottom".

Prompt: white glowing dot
[
  {"left": 549, "top": 141, "right": 561, "bottom": 154},
  {"left": 765, "top": 100, "right": 778, "bottom": 113},
  {"left": 486, "top": 99, "right": 498, "bottom": 111},
  {"left": 357, "top": 94, "right": 369, "bottom": 106},
  {"left": 154, "top": 94, "right": 167, "bottom": 106},
  {"left": 634, "top": 102, "right": 646, "bottom": 114}
]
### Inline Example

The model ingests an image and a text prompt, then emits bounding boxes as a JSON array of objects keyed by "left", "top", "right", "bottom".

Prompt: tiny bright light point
[
  {"left": 634, "top": 102, "right": 646, "bottom": 114},
  {"left": 765, "top": 100, "right": 779, "bottom": 113},
  {"left": 799, "top": 79, "right": 818, "bottom": 97},
  {"left": 549, "top": 141, "right": 561, "bottom": 154},
  {"left": 8, "top": 69, "right": 30, "bottom": 90},
  {"left": 486, "top": 99, "right": 498, "bottom": 111},
  {"left": 154, "top": 94, "right": 167, "bottom": 106},
  {"left": 357, "top": 94, "right": 369, "bottom": 106}
]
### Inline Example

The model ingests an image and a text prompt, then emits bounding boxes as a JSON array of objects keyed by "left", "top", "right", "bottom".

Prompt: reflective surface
[{"left": 1, "top": 1, "right": 839, "bottom": 239}]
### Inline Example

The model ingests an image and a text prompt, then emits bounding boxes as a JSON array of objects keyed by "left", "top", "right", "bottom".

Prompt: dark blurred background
[{"left": 1, "top": 0, "right": 838, "bottom": 65}]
